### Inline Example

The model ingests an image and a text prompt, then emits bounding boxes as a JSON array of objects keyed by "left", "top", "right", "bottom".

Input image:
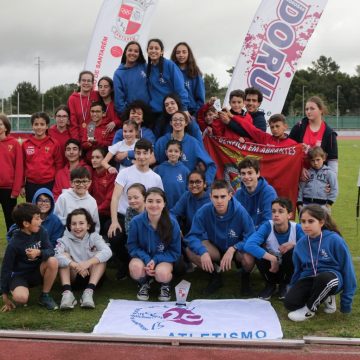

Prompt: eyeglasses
[
  {"left": 72, "top": 179, "right": 90, "bottom": 185},
  {"left": 56, "top": 115, "right": 69, "bottom": 119},
  {"left": 37, "top": 198, "right": 51, "bottom": 204},
  {"left": 189, "top": 180, "right": 203, "bottom": 185}
]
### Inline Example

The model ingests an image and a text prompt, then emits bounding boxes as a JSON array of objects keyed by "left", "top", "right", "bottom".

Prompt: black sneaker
[
  {"left": 258, "top": 283, "right": 277, "bottom": 301},
  {"left": 203, "top": 272, "right": 223, "bottom": 295},
  {"left": 158, "top": 284, "right": 171, "bottom": 301},
  {"left": 39, "top": 293, "right": 58, "bottom": 310},
  {"left": 277, "top": 283, "right": 288, "bottom": 300},
  {"left": 137, "top": 282, "right": 151, "bottom": 301},
  {"left": 240, "top": 271, "right": 253, "bottom": 296}
]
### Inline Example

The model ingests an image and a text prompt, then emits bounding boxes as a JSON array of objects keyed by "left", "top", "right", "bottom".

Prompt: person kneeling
[
  {"left": 128, "top": 188, "right": 181, "bottom": 302},
  {"left": 55, "top": 208, "right": 112, "bottom": 310},
  {"left": 185, "top": 180, "right": 255, "bottom": 296},
  {"left": 1, "top": 203, "right": 58, "bottom": 311},
  {"left": 244, "top": 198, "right": 304, "bottom": 301}
]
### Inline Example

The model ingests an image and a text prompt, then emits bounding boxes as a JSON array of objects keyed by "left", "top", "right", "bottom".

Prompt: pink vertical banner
[
  {"left": 224, "top": 0, "right": 328, "bottom": 118},
  {"left": 85, "top": 0, "right": 158, "bottom": 85}
]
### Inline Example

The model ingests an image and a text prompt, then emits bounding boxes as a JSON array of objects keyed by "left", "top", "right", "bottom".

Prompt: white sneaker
[
  {"left": 288, "top": 305, "right": 315, "bottom": 322},
  {"left": 323, "top": 295, "right": 336, "bottom": 314},
  {"left": 80, "top": 289, "right": 95, "bottom": 309},
  {"left": 60, "top": 290, "right": 77, "bottom": 310}
]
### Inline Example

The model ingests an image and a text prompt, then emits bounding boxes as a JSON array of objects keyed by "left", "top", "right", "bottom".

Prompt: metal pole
[
  {"left": 17, "top": 92, "right": 20, "bottom": 131},
  {"left": 302, "top": 85, "right": 306, "bottom": 117},
  {"left": 41, "top": 94, "right": 44, "bottom": 112},
  {"left": 336, "top": 85, "right": 341, "bottom": 129}
]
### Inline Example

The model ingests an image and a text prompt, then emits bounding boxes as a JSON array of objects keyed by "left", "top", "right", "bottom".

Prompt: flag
[
  {"left": 203, "top": 136, "right": 303, "bottom": 208},
  {"left": 224, "top": 0, "right": 328, "bottom": 117},
  {"left": 85, "top": 0, "right": 158, "bottom": 85}
]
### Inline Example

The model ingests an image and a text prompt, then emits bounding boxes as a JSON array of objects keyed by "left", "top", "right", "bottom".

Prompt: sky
[{"left": 1, "top": 0, "right": 359, "bottom": 98}]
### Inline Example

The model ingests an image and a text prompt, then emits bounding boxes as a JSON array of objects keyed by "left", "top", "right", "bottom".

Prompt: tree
[
  {"left": 310, "top": 55, "right": 340, "bottom": 76},
  {"left": 204, "top": 73, "right": 220, "bottom": 96},
  {"left": 43, "top": 83, "right": 77, "bottom": 115},
  {"left": 11, "top": 82, "right": 39, "bottom": 114}
]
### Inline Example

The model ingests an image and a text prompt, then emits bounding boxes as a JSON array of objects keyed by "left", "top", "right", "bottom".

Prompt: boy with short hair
[
  {"left": 235, "top": 157, "right": 277, "bottom": 229},
  {"left": 199, "top": 91, "right": 254, "bottom": 141},
  {"left": 244, "top": 198, "right": 304, "bottom": 300},
  {"left": 53, "top": 139, "right": 91, "bottom": 201},
  {"left": 185, "top": 180, "right": 255, "bottom": 295},
  {"left": 297, "top": 146, "right": 338, "bottom": 212},
  {"left": 22, "top": 112, "right": 63, "bottom": 202},
  {"left": 1, "top": 203, "right": 59, "bottom": 311},
  {"left": 108, "top": 139, "right": 163, "bottom": 279},
  {"left": 244, "top": 87, "right": 267, "bottom": 132},
  {"left": 81, "top": 101, "right": 115, "bottom": 162},
  {"left": 231, "top": 113, "right": 297, "bottom": 146},
  {"left": 54, "top": 167, "right": 100, "bottom": 232}
]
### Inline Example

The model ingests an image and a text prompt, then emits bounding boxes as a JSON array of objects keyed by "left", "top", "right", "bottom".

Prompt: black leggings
[
  {"left": 284, "top": 272, "right": 338, "bottom": 312},
  {"left": 0, "top": 188, "right": 17, "bottom": 231},
  {"left": 256, "top": 250, "right": 294, "bottom": 285}
]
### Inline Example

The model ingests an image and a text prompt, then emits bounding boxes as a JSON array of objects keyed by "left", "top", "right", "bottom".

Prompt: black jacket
[{"left": 289, "top": 117, "right": 338, "bottom": 160}]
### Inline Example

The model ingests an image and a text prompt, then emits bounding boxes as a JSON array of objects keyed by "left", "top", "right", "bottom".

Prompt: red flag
[{"left": 204, "top": 136, "right": 302, "bottom": 208}]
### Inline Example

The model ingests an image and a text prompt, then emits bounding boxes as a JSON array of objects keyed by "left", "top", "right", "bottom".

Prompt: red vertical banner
[{"left": 204, "top": 136, "right": 303, "bottom": 208}]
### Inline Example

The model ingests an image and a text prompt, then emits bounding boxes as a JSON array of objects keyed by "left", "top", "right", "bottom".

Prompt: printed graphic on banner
[
  {"left": 203, "top": 136, "right": 303, "bottom": 208},
  {"left": 93, "top": 299, "right": 283, "bottom": 339},
  {"left": 85, "top": 0, "right": 158, "bottom": 84},
  {"left": 224, "top": 0, "right": 328, "bottom": 117}
]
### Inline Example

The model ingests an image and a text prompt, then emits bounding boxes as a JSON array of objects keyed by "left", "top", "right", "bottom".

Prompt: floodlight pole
[{"left": 336, "top": 85, "right": 341, "bottom": 129}]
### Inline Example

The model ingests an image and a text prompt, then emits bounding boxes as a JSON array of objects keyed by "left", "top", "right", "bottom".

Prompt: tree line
[{"left": 3, "top": 56, "right": 360, "bottom": 117}]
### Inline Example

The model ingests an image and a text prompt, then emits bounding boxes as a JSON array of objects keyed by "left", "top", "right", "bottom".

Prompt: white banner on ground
[
  {"left": 85, "top": 0, "right": 158, "bottom": 85},
  {"left": 93, "top": 299, "right": 283, "bottom": 339},
  {"left": 224, "top": 0, "right": 328, "bottom": 118}
]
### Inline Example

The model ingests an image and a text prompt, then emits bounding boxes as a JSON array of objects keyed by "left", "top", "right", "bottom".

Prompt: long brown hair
[
  {"left": 170, "top": 42, "right": 202, "bottom": 78},
  {"left": 300, "top": 204, "right": 341, "bottom": 235},
  {"left": 145, "top": 187, "right": 172, "bottom": 246}
]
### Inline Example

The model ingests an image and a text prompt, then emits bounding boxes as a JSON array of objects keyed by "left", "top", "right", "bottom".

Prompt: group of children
[{"left": 0, "top": 39, "right": 354, "bottom": 322}]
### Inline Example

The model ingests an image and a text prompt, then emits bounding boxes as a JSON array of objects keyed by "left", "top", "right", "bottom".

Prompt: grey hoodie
[{"left": 55, "top": 229, "right": 112, "bottom": 268}]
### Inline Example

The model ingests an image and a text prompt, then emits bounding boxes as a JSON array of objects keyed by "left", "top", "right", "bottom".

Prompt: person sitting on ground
[
  {"left": 1, "top": 203, "right": 59, "bottom": 311},
  {"left": 54, "top": 167, "right": 100, "bottom": 233},
  {"left": 185, "top": 180, "right": 255, "bottom": 296},
  {"left": 128, "top": 187, "right": 181, "bottom": 302},
  {"left": 235, "top": 157, "right": 277, "bottom": 230},
  {"left": 244, "top": 198, "right": 304, "bottom": 301},
  {"left": 285, "top": 205, "right": 356, "bottom": 322},
  {"left": 55, "top": 208, "right": 112, "bottom": 310},
  {"left": 297, "top": 146, "right": 338, "bottom": 213}
]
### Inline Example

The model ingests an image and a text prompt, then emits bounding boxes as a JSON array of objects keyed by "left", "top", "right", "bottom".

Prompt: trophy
[
  {"left": 175, "top": 280, "right": 191, "bottom": 306},
  {"left": 87, "top": 121, "right": 96, "bottom": 142}
]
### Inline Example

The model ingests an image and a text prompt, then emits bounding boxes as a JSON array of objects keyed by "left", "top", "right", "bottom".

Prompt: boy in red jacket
[
  {"left": 81, "top": 101, "right": 115, "bottom": 163},
  {"left": 22, "top": 112, "right": 62, "bottom": 202},
  {"left": 198, "top": 90, "right": 253, "bottom": 141}
]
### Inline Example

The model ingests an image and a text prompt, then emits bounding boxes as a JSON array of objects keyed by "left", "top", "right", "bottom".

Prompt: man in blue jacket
[
  {"left": 235, "top": 157, "right": 277, "bottom": 229},
  {"left": 185, "top": 180, "right": 255, "bottom": 295}
]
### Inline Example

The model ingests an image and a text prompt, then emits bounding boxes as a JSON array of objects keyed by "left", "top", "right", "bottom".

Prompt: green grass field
[{"left": 0, "top": 139, "right": 359, "bottom": 338}]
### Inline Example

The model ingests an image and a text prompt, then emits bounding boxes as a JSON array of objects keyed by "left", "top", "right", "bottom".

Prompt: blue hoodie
[
  {"left": 6, "top": 188, "right": 64, "bottom": 248},
  {"left": 290, "top": 230, "right": 357, "bottom": 313},
  {"left": 147, "top": 58, "right": 189, "bottom": 113},
  {"left": 185, "top": 198, "right": 255, "bottom": 255},
  {"left": 154, "top": 161, "right": 190, "bottom": 209},
  {"left": 113, "top": 63, "right": 150, "bottom": 114},
  {"left": 127, "top": 212, "right": 181, "bottom": 265},
  {"left": 244, "top": 220, "right": 304, "bottom": 259},
  {"left": 171, "top": 189, "right": 211, "bottom": 232},
  {"left": 155, "top": 133, "right": 216, "bottom": 185},
  {"left": 234, "top": 177, "right": 277, "bottom": 229},
  {"left": 180, "top": 69, "right": 205, "bottom": 115},
  {"left": 1, "top": 226, "right": 54, "bottom": 294}
]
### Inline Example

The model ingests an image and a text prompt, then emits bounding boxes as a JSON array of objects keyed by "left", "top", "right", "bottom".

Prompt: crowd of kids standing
[{"left": 0, "top": 39, "right": 356, "bottom": 323}]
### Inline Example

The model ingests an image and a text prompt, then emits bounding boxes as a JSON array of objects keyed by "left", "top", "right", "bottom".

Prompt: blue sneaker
[{"left": 39, "top": 293, "right": 58, "bottom": 310}]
